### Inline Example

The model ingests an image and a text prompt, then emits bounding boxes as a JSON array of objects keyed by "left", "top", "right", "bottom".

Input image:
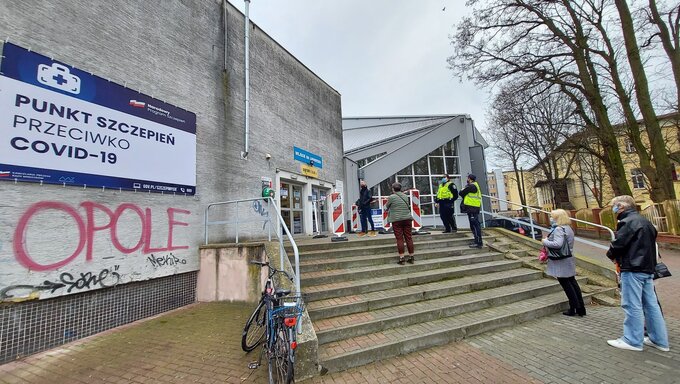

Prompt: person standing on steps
[
  {"left": 605, "top": 195, "right": 669, "bottom": 352},
  {"left": 459, "top": 174, "right": 483, "bottom": 248},
  {"left": 385, "top": 182, "right": 415, "bottom": 265},
  {"left": 356, "top": 179, "right": 376, "bottom": 237},
  {"left": 434, "top": 174, "right": 459, "bottom": 233},
  {"left": 542, "top": 209, "right": 585, "bottom": 317}
]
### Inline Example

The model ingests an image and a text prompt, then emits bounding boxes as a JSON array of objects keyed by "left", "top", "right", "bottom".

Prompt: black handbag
[
  {"left": 547, "top": 227, "right": 572, "bottom": 260},
  {"left": 654, "top": 244, "right": 672, "bottom": 279}
]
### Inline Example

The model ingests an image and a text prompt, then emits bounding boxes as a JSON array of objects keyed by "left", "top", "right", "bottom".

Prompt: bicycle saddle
[{"left": 274, "top": 288, "right": 291, "bottom": 298}]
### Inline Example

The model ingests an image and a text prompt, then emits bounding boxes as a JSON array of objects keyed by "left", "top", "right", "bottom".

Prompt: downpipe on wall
[{"left": 241, "top": 0, "right": 250, "bottom": 160}]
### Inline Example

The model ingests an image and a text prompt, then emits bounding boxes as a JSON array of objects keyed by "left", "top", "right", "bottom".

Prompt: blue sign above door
[{"left": 293, "top": 146, "right": 323, "bottom": 169}]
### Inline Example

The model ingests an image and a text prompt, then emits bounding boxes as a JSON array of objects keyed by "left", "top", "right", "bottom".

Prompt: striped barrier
[
  {"left": 409, "top": 189, "right": 422, "bottom": 231},
  {"left": 351, "top": 204, "right": 359, "bottom": 232},
  {"left": 330, "top": 192, "right": 347, "bottom": 241},
  {"left": 381, "top": 197, "right": 391, "bottom": 231}
]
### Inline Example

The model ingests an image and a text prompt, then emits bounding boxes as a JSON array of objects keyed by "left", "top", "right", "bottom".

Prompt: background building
[{"left": 342, "top": 115, "right": 489, "bottom": 228}]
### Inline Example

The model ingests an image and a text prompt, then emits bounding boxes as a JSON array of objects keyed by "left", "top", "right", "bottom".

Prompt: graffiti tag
[{"left": 147, "top": 253, "right": 187, "bottom": 268}]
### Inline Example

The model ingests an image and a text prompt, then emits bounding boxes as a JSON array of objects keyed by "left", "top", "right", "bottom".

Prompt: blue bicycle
[{"left": 243, "top": 261, "right": 304, "bottom": 384}]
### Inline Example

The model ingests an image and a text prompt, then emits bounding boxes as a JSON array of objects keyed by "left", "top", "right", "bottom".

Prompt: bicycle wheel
[
  {"left": 268, "top": 324, "right": 294, "bottom": 384},
  {"left": 241, "top": 300, "right": 266, "bottom": 352}
]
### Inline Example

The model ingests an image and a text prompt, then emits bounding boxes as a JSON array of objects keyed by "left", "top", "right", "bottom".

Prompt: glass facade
[{"left": 360, "top": 138, "right": 461, "bottom": 216}]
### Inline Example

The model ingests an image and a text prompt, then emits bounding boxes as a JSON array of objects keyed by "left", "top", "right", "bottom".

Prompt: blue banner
[
  {"left": 0, "top": 42, "right": 197, "bottom": 194},
  {"left": 293, "top": 146, "right": 323, "bottom": 169}
]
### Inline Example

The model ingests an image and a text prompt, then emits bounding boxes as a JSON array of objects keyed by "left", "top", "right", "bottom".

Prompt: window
[
  {"left": 371, "top": 138, "right": 460, "bottom": 218},
  {"left": 631, "top": 169, "right": 645, "bottom": 189},
  {"left": 625, "top": 140, "right": 636, "bottom": 153}
]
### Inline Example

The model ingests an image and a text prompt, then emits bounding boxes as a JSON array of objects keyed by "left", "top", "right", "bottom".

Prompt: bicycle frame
[{"left": 246, "top": 261, "right": 303, "bottom": 383}]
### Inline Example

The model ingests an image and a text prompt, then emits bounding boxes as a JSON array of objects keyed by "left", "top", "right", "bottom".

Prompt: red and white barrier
[
  {"left": 351, "top": 204, "right": 359, "bottom": 232},
  {"left": 330, "top": 192, "right": 347, "bottom": 241},
  {"left": 381, "top": 197, "right": 391, "bottom": 231},
  {"left": 409, "top": 189, "right": 422, "bottom": 231}
]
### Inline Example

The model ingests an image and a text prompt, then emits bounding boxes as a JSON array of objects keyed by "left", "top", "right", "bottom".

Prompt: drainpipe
[
  {"left": 223, "top": 0, "right": 228, "bottom": 70},
  {"left": 241, "top": 0, "right": 251, "bottom": 160}
]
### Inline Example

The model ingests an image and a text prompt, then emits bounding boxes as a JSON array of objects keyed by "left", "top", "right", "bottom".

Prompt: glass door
[
  {"left": 280, "top": 181, "right": 304, "bottom": 235},
  {"left": 312, "top": 186, "right": 329, "bottom": 233}
]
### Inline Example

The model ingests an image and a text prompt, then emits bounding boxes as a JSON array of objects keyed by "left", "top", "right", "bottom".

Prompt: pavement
[
  {"left": 1, "top": 234, "right": 678, "bottom": 384},
  {"left": 1, "top": 301, "right": 679, "bottom": 383}
]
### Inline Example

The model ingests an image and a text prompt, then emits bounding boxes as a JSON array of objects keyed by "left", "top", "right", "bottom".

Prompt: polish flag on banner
[
  {"left": 0, "top": 171, "right": 10, "bottom": 177},
  {"left": 129, "top": 100, "right": 146, "bottom": 108}
]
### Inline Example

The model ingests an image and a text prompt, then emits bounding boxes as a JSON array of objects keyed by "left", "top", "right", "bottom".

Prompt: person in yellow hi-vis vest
[
  {"left": 434, "top": 174, "right": 459, "bottom": 233},
  {"left": 459, "top": 174, "right": 483, "bottom": 248}
]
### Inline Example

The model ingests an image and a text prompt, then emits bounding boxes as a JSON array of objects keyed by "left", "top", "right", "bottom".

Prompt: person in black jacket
[
  {"left": 434, "top": 174, "right": 459, "bottom": 233},
  {"left": 459, "top": 174, "right": 483, "bottom": 248},
  {"left": 356, "top": 179, "right": 376, "bottom": 237},
  {"left": 605, "top": 195, "right": 669, "bottom": 352}
]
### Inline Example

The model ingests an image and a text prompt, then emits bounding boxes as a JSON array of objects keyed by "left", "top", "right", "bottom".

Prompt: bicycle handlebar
[{"left": 249, "top": 260, "right": 294, "bottom": 282}]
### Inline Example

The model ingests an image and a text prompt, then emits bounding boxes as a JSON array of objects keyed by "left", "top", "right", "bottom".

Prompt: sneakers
[
  {"left": 607, "top": 338, "right": 643, "bottom": 351},
  {"left": 357, "top": 232, "right": 366, "bottom": 238},
  {"left": 468, "top": 243, "right": 483, "bottom": 249},
  {"left": 368, "top": 230, "right": 377, "bottom": 237},
  {"left": 644, "top": 337, "right": 670, "bottom": 352}
]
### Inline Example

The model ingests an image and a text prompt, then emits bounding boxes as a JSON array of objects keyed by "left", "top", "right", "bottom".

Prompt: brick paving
[{"left": 1, "top": 302, "right": 679, "bottom": 383}]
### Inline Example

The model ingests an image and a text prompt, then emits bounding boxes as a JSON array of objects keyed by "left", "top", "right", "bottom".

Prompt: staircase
[{"left": 290, "top": 232, "right": 591, "bottom": 373}]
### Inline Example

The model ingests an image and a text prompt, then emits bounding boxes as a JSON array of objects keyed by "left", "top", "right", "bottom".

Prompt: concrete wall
[{"left": 0, "top": 0, "right": 343, "bottom": 362}]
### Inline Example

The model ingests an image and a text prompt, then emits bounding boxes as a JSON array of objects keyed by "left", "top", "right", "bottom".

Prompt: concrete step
[
  {"left": 314, "top": 277, "right": 587, "bottom": 345},
  {"left": 307, "top": 268, "right": 544, "bottom": 320},
  {"left": 303, "top": 259, "right": 523, "bottom": 302},
  {"left": 293, "top": 236, "right": 487, "bottom": 261},
  {"left": 301, "top": 251, "right": 503, "bottom": 287},
  {"left": 298, "top": 244, "right": 494, "bottom": 273},
  {"left": 318, "top": 291, "right": 587, "bottom": 373},
  {"left": 288, "top": 232, "right": 472, "bottom": 253}
]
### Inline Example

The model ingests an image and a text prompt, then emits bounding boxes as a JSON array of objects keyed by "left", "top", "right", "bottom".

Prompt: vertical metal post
[
  {"left": 236, "top": 201, "right": 240, "bottom": 244},
  {"left": 267, "top": 199, "right": 271, "bottom": 242},
  {"left": 529, "top": 207, "right": 536, "bottom": 240},
  {"left": 204, "top": 205, "right": 210, "bottom": 245}
]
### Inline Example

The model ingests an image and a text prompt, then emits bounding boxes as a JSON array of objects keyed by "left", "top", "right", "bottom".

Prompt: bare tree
[
  {"left": 489, "top": 81, "right": 581, "bottom": 209},
  {"left": 614, "top": 0, "right": 677, "bottom": 200},
  {"left": 449, "top": 0, "right": 633, "bottom": 197}
]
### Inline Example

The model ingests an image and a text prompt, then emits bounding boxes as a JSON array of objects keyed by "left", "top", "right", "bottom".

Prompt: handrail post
[
  {"left": 481, "top": 197, "right": 486, "bottom": 228},
  {"left": 528, "top": 208, "right": 536, "bottom": 240},
  {"left": 267, "top": 199, "right": 272, "bottom": 242}
]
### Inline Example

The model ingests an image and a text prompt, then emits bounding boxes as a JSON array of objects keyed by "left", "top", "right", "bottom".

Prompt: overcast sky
[{"left": 230, "top": 1, "right": 491, "bottom": 128}]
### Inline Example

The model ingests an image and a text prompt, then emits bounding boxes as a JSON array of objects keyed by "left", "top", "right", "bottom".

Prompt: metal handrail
[
  {"left": 482, "top": 194, "right": 615, "bottom": 250},
  {"left": 204, "top": 197, "right": 301, "bottom": 296}
]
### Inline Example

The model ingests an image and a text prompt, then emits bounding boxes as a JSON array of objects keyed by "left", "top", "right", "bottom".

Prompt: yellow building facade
[{"left": 519, "top": 113, "right": 680, "bottom": 211}]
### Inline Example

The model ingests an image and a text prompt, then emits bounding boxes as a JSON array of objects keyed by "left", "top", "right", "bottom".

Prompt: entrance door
[
  {"left": 312, "top": 186, "right": 329, "bottom": 233},
  {"left": 280, "top": 181, "right": 304, "bottom": 234}
]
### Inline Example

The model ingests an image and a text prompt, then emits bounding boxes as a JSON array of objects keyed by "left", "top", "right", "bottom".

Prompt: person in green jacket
[{"left": 385, "top": 182, "right": 415, "bottom": 265}]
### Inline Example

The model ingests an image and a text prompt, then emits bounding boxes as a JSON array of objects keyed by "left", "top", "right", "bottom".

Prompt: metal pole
[
  {"left": 204, "top": 205, "right": 210, "bottom": 245},
  {"left": 529, "top": 208, "right": 536, "bottom": 240},
  {"left": 242, "top": 0, "right": 250, "bottom": 159},
  {"left": 236, "top": 201, "right": 240, "bottom": 244},
  {"left": 267, "top": 199, "right": 271, "bottom": 242}
]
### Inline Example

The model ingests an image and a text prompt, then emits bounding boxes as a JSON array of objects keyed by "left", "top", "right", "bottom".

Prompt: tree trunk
[
  {"left": 616, "top": 0, "right": 677, "bottom": 200},
  {"left": 649, "top": 0, "right": 680, "bottom": 110}
]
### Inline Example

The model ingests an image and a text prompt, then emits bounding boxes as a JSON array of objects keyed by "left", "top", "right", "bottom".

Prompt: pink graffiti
[{"left": 13, "top": 201, "right": 191, "bottom": 272}]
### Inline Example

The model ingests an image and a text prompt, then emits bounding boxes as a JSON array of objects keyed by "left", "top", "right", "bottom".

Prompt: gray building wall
[{"left": 0, "top": 0, "right": 343, "bottom": 363}]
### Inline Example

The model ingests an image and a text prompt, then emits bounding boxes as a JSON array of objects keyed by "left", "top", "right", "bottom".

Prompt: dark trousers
[
  {"left": 359, "top": 206, "right": 374, "bottom": 233},
  {"left": 467, "top": 212, "right": 482, "bottom": 244},
  {"left": 557, "top": 277, "right": 585, "bottom": 310},
  {"left": 392, "top": 219, "right": 414, "bottom": 255},
  {"left": 438, "top": 202, "right": 457, "bottom": 232}
]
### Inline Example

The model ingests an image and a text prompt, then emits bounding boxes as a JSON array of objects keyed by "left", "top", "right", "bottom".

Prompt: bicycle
[{"left": 242, "top": 260, "right": 304, "bottom": 384}]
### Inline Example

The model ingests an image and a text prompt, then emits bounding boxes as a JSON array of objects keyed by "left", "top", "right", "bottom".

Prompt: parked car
[{"left": 485, "top": 217, "right": 543, "bottom": 241}]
